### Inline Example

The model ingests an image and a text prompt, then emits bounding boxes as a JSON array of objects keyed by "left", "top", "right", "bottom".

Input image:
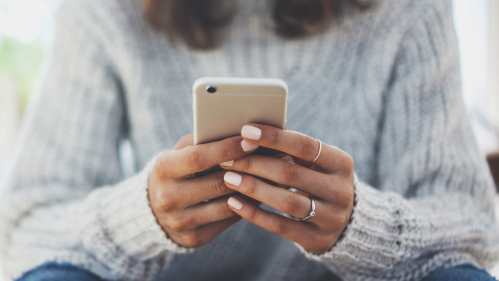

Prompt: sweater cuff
[
  {"left": 80, "top": 154, "right": 194, "bottom": 260},
  {"left": 295, "top": 175, "right": 405, "bottom": 265}
]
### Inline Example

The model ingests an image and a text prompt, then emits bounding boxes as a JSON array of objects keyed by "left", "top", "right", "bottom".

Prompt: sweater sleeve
[
  {"left": 295, "top": 1, "right": 499, "bottom": 280},
  {"left": 0, "top": 1, "right": 192, "bottom": 280}
]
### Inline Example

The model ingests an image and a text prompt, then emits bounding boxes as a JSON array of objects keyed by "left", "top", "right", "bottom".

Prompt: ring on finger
[
  {"left": 299, "top": 197, "right": 316, "bottom": 222},
  {"left": 311, "top": 140, "right": 322, "bottom": 164}
]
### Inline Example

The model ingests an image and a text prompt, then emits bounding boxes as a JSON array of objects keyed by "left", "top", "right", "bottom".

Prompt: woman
[{"left": 1, "top": 0, "right": 498, "bottom": 280}]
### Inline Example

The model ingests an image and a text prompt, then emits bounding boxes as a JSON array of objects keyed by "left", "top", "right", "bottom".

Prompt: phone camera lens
[{"left": 207, "top": 86, "right": 217, "bottom": 94}]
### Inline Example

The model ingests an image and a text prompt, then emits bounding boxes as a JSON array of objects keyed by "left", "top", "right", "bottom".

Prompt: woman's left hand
[{"left": 219, "top": 124, "right": 355, "bottom": 254}]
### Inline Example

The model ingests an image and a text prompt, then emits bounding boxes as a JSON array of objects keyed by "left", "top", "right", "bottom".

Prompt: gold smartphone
[{"left": 193, "top": 77, "right": 288, "bottom": 145}]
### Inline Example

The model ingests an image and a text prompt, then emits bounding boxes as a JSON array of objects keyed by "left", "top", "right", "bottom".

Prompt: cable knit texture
[{"left": 1, "top": 0, "right": 498, "bottom": 280}]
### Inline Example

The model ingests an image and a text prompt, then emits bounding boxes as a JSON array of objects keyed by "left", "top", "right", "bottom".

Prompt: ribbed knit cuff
[
  {"left": 80, "top": 154, "right": 194, "bottom": 263},
  {"left": 294, "top": 175, "right": 405, "bottom": 265}
]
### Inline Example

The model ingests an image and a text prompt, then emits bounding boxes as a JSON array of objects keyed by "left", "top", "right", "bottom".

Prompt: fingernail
[
  {"left": 242, "top": 125, "right": 262, "bottom": 140},
  {"left": 224, "top": 171, "right": 242, "bottom": 186},
  {"left": 220, "top": 160, "right": 234, "bottom": 167},
  {"left": 241, "top": 140, "right": 259, "bottom": 152},
  {"left": 228, "top": 197, "right": 243, "bottom": 210},
  {"left": 281, "top": 156, "right": 294, "bottom": 163}
]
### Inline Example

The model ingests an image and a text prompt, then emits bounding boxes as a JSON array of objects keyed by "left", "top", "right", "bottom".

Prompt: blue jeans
[{"left": 16, "top": 262, "right": 498, "bottom": 281}]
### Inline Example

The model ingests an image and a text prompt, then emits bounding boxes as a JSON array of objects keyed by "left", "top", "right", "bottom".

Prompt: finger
[
  {"left": 275, "top": 156, "right": 311, "bottom": 197},
  {"left": 173, "top": 135, "right": 194, "bottom": 150},
  {"left": 158, "top": 135, "right": 259, "bottom": 179},
  {"left": 174, "top": 216, "right": 241, "bottom": 248},
  {"left": 167, "top": 171, "right": 236, "bottom": 209},
  {"left": 221, "top": 154, "right": 334, "bottom": 200},
  {"left": 167, "top": 170, "right": 267, "bottom": 210},
  {"left": 227, "top": 196, "right": 317, "bottom": 249},
  {"left": 238, "top": 194, "right": 264, "bottom": 207},
  {"left": 166, "top": 196, "right": 239, "bottom": 232},
  {"left": 224, "top": 171, "right": 329, "bottom": 225},
  {"left": 241, "top": 124, "right": 354, "bottom": 174}
]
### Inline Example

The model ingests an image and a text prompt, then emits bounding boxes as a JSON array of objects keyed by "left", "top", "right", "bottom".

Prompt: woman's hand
[
  {"left": 220, "top": 124, "right": 355, "bottom": 254},
  {"left": 148, "top": 135, "right": 260, "bottom": 248}
]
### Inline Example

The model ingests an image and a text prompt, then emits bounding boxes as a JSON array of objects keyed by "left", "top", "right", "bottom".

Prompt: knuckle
[
  {"left": 341, "top": 154, "right": 355, "bottom": 175},
  {"left": 242, "top": 177, "right": 259, "bottom": 196},
  {"left": 240, "top": 155, "right": 253, "bottom": 171},
  {"left": 219, "top": 141, "right": 234, "bottom": 161},
  {"left": 157, "top": 196, "right": 169, "bottom": 211},
  {"left": 186, "top": 151, "right": 203, "bottom": 171},
  {"left": 331, "top": 212, "right": 348, "bottom": 229},
  {"left": 181, "top": 231, "right": 202, "bottom": 248},
  {"left": 299, "top": 136, "right": 317, "bottom": 157},
  {"left": 281, "top": 194, "right": 301, "bottom": 215},
  {"left": 168, "top": 216, "right": 184, "bottom": 232},
  {"left": 211, "top": 177, "right": 230, "bottom": 195},
  {"left": 179, "top": 135, "right": 190, "bottom": 142},
  {"left": 159, "top": 193, "right": 180, "bottom": 212},
  {"left": 177, "top": 135, "right": 192, "bottom": 148},
  {"left": 269, "top": 129, "right": 280, "bottom": 146},
  {"left": 281, "top": 163, "right": 300, "bottom": 183},
  {"left": 271, "top": 219, "right": 287, "bottom": 235},
  {"left": 314, "top": 242, "right": 333, "bottom": 254},
  {"left": 310, "top": 231, "right": 334, "bottom": 253},
  {"left": 246, "top": 207, "right": 258, "bottom": 223},
  {"left": 341, "top": 188, "right": 355, "bottom": 208},
  {"left": 223, "top": 203, "right": 237, "bottom": 218},
  {"left": 154, "top": 152, "right": 171, "bottom": 179},
  {"left": 170, "top": 215, "right": 197, "bottom": 232}
]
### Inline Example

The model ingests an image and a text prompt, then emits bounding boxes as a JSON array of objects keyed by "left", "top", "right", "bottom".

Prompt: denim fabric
[
  {"left": 15, "top": 262, "right": 103, "bottom": 281},
  {"left": 15, "top": 262, "right": 497, "bottom": 281},
  {"left": 422, "top": 264, "right": 497, "bottom": 281}
]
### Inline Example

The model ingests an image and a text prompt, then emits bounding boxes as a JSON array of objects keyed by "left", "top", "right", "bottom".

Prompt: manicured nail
[
  {"left": 281, "top": 156, "right": 294, "bottom": 163},
  {"left": 242, "top": 125, "right": 262, "bottom": 140},
  {"left": 224, "top": 171, "right": 242, "bottom": 186},
  {"left": 228, "top": 197, "right": 243, "bottom": 210},
  {"left": 220, "top": 160, "right": 234, "bottom": 167},
  {"left": 241, "top": 140, "right": 259, "bottom": 152}
]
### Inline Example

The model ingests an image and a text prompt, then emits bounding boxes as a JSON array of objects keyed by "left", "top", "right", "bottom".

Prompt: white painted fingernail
[
  {"left": 220, "top": 160, "right": 234, "bottom": 167},
  {"left": 241, "top": 140, "right": 259, "bottom": 152},
  {"left": 242, "top": 125, "right": 262, "bottom": 140},
  {"left": 281, "top": 156, "right": 294, "bottom": 163},
  {"left": 224, "top": 172, "right": 242, "bottom": 186},
  {"left": 228, "top": 197, "right": 243, "bottom": 210}
]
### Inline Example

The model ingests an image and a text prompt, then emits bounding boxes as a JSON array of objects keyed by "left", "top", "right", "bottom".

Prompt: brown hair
[{"left": 143, "top": 0, "right": 372, "bottom": 50}]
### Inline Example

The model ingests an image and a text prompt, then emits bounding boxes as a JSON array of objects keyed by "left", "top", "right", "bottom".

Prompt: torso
[{"left": 103, "top": 0, "right": 411, "bottom": 279}]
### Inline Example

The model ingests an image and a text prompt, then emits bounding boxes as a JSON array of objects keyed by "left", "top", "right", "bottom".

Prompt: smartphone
[{"left": 193, "top": 77, "right": 288, "bottom": 145}]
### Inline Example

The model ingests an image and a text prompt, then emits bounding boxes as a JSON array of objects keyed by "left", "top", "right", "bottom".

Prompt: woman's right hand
[{"left": 148, "top": 135, "right": 260, "bottom": 249}]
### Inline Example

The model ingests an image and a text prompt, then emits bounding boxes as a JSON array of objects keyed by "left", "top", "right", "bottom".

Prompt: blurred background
[{"left": 0, "top": 0, "right": 498, "bottom": 279}]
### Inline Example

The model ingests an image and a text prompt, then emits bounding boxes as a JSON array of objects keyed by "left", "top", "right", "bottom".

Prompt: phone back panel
[{"left": 193, "top": 77, "right": 288, "bottom": 145}]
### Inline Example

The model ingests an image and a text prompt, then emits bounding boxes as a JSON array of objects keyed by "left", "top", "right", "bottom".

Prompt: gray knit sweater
[{"left": 1, "top": 0, "right": 498, "bottom": 280}]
